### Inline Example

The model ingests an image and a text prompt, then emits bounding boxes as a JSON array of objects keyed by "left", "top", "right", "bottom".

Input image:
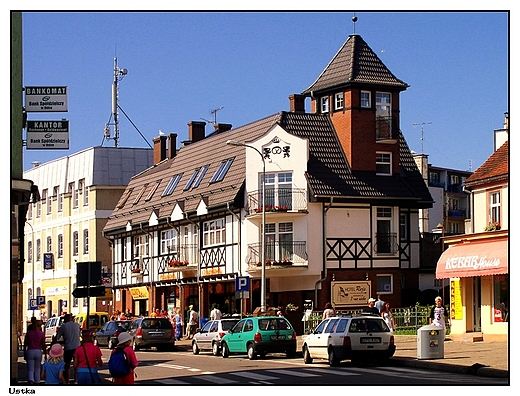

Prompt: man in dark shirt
[{"left": 362, "top": 298, "right": 380, "bottom": 315}]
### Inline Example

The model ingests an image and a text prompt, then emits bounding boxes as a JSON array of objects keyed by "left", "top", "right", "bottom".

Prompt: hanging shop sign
[
  {"left": 26, "top": 120, "right": 69, "bottom": 149},
  {"left": 25, "top": 86, "right": 68, "bottom": 112}
]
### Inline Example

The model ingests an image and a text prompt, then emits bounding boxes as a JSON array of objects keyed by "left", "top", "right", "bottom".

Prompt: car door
[
  {"left": 305, "top": 319, "right": 330, "bottom": 359},
  {"left": 226, "top": 319, "right": 246, "bottom": 352},
  {"left": 197, "top": 320, "right": 214, "bottom": 351}
]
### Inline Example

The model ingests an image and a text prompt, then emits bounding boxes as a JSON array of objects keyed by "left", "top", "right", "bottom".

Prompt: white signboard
[
  {"left": 26, "top": 120, "right": 69, "bottom": 149},
  {"left": 25, "top": 86, "right": 68, "bottom": 112}
]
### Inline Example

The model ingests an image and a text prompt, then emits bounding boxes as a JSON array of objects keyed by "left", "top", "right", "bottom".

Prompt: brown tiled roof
[
  {"left": 302, "top": 34, "right": 409, "bottom": 95},
  {"left": 104, "top": 111, "right": 432, "bottom": 234},
  {"left": 464, "top": 141, "right": 509, "bottom": 187}
]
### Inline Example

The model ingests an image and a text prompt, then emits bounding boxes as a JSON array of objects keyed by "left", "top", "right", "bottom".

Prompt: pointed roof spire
[{"left": 302, "top": 34, "right": 409, "bottom": 95}]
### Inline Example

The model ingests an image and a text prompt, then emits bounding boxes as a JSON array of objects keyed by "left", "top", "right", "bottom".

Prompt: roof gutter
[{"left": 315, "top": 197, "right": 334, "bottom": 309}]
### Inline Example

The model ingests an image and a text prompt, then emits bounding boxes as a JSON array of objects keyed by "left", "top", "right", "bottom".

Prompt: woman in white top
[{"left": 381, "top": 302, "right": 396, "bottom": 332}]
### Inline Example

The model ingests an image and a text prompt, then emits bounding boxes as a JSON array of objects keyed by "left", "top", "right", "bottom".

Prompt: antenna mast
[
  {"left": 201, "top": 106, "right": 224, "bottom": 128},
  {"left": 104, "top": 57, "right": 128, "bottom": 147},
  {"left": 412, "top": 122, "right": 432, "bottom": 154}
]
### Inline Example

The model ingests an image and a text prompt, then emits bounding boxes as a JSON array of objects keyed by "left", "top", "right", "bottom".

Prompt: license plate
[
  {"left": 150, "top": 332, "right": 165, "bottom": 337},
  {"left": 270, "top": 335, "right": 286, "bottom": 340},
  {"left": 360, "top": 337, "right": 381, "bottom": 344}
]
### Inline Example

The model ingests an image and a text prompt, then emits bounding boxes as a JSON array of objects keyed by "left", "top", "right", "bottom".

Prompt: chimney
[
  {"left": 167, "top": 133, "right": 177, "bottom": 159},
  {"left": 214, "top": 123, "right": 232, "bottom": 134},
  {"left": 188, "top": 121, "right": 206, "bottom": 143},
  {"left": 153, "top": 135, "right": 167, "bottom": 164},
  {"left": 289, "top": 94, "right": 306, "bottom": 113}
]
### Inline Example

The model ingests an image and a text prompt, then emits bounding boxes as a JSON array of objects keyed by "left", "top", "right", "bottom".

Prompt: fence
[{"left": 302, "top": 305, "right": 449, "bottom": 335}]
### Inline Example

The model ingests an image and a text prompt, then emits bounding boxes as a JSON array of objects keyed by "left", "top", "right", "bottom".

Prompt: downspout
[
  {"left": 227, "top": 202, "right": 242, "bottom": 314},
  {"left": 314, "top": 197, "right": 334, "bottom": 310},
  {"left": 184, "top": 212, "right": 201, "bottom": 328},
  {"left": 140, "top": 223, "right": 154, "bottom": 314},
  {"left": 166, "top": 217, "right": 181, "bottom": 311}
]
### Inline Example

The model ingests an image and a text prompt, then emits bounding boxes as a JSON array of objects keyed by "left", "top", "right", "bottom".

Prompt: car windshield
[{"left": 258, "top": 318, "right": 291, "bottom": 331}]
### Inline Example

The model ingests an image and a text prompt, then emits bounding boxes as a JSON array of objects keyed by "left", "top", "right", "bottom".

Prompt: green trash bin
[{"left": 417, "top": 324, "right": 444, "bottom": 359}]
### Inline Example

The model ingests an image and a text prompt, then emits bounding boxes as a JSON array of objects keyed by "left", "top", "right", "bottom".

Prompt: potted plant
[
  {"left": 484, "top": 222, "right": 501, "bottom": 231},
  {"left": 286, "top": 303, "right": 299, "bottom": 312}
]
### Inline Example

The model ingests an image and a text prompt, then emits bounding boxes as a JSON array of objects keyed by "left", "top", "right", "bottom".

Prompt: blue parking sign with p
[{"left": 235, "top": 276, "right": 250, "bottom": 292}]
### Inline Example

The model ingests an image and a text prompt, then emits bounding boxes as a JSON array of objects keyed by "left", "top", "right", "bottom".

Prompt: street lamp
[{"left": 226, "top": 139, "right": 266, "bottom": 312}]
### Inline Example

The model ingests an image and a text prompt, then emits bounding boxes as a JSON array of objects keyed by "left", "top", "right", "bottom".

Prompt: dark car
[
  {"left": 94, "top": 320, "right": 132, "bottom": 349},
  {"left": 192, "top": 318, "right": 240, "bottom": 356},
  {"left": 128, "top": 317, "right": 175, "bottom": 351},
  {"left": 220, "top": 316, "right": 297, "bottom": 360}
]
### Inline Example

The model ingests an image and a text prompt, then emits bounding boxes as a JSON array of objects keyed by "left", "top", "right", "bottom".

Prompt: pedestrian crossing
[{"left": 154, "top": 365, "right": 507, "bottom": 385}]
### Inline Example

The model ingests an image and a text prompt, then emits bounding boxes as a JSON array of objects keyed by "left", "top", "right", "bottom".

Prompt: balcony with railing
[
  {"left": 246, "top": 241, "right": 308, "bottom": 270},
  {"left": 246, "top": 188, "right": 307, "bottom": 216},
  {"left": 157, "top": 244, "right": 198, "bottom": 273}
]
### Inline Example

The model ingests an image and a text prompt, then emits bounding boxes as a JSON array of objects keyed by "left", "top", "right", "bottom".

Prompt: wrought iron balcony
[
  {"left": 157, "top": 244, "right": 198, "bottom": 273},
  {"left": 246, "top": 241, "right": 308, "bottom": 269},
  {"left": 246, "top": 188, "right": 307, "bottom": 216}
]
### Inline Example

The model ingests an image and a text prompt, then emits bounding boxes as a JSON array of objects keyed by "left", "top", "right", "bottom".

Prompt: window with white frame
[
  {"left": 320, "top": 96, "right": 330, "bottom": 113},
  {"left": 47, "top": 236, "right": 52, "bottom": 253},
  {"left": 58, "top": 234, "right": 63, "bottom": 258},
  {"left": 161, "top": 229, "right": 178, "bottom": 254},
  {"left": 36, "top": 199, "right": 41, "bottom": 218},
  {"left": 490, "top": 191, "right": 501, "bottom": 225},
  {"left": 27, "top": 203, "right": 33, "bottom": 219},
  {"left": 83, "top": 229, "right": 89, "bottom": 254},
  {"left": 36, "top": 239, "right": 41, "bottom": 261},
  {"left": 73, "top": 232, "right": 78, "bottom": 256},
  {"left": 376, "top": 274, "right": 393, "bottom": 294},
  {"left": 334, "top": 92, "right": 344, "bottom": 110},
  {"left": 43, "top": 189, "right": 51, "bottom": 214},
  {"left": 203, "top": 219, "right": 226, "bottom": 247},
  {"left": 361, "top": 91, "right": 371, "bottom": 108},
  {"left": 120, "top": 237, "right": 129, "bottom": 261},
  {"left": 264, "top": 222, "right": 294, "bottom": 262},
  {"left": 133, "top": 235, "right": 150, "bottom": 258},
  {"left": 399, "top": 213, "right": 407, "bottom": 240},
  {"left": 83, "top": 185, "right": 89, "bottom": 206},
  {"left": 375, "top": 207, "right": 394, "bottom": 254},
  {"left": 28, "top": 241, "right": 33, "bottom": 263},
  {"left": 376, "top": 152, "right": 392, "bottom": 175},
  {"left": 261, "top": 172, "right": 293, "bottom": 210}
]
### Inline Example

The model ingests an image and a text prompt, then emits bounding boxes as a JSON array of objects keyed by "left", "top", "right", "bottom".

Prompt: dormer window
[
  {"left": 320, "top": 96, "right": 329, "bottom": 113},
  {"left": 334, "top": 92, "right": 344, "bottom": 110}
]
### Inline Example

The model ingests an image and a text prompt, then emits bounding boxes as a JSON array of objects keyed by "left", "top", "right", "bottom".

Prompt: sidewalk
[{"left": 14, "top": 334, "right": 508, "bottom": 385}]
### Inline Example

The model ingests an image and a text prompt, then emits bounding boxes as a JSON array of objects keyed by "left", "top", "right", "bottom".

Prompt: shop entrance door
[{"left": 473, "top": 277, "right": 481, "bottom": 332}]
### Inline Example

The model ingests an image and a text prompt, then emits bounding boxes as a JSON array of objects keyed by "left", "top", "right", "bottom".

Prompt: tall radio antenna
[
  {"left": 412, "top": 122, "right": 432, "bottom": 154},
  {"left": 103, "top": 56, "right": 128, "bottom": 147},
  {"left": 201, "top": 106, "right": 224, "bottom": 128}
]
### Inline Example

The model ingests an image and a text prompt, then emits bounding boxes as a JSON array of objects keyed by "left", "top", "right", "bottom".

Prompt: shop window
[{"left": 493, "top": 274, "right": 509, "bottom": 322}]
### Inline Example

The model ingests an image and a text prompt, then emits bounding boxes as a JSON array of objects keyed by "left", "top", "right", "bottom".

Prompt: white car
[
  {"left": 192, "top": 318, "right": 240, "bottom": 356},
  {"left": 302, "top": 315, "right": 396, "bottom": 366}
]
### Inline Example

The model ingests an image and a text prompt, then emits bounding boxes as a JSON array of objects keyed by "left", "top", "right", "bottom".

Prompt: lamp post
[{"left": 226, "top": 140, "right": 266, "bottom": 312}]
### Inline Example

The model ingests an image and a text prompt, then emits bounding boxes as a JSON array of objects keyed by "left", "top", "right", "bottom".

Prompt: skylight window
[
  {"left": 192, "top": 165, "right": 208, "bottom": 188},
  {"left": 116, "top": 188, "right": 134, "bottom": 209},
  {"left": 184, "top": 168, "right": 201, "bottom": 190},
  {"left": 162, "top": 174, "right": 182, "bottom": 196},
  {"left": 145, "top": 180, "right": 161, "bottom": 201},
  {"left": 132, "top": 184, "right": 148, "bottom": 205},
  {"left": 210, "top": 158, "right": 234, "bottom": 183}
]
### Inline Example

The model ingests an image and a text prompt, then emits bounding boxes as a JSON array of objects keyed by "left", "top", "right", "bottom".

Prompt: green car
[{"left": 220, "top": 316, "right": 297, "bottom": 360}]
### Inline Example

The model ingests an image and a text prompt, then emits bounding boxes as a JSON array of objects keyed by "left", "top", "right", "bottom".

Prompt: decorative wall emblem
[{"left": 263, "top": 136, "right": 290, "bottom": 159}]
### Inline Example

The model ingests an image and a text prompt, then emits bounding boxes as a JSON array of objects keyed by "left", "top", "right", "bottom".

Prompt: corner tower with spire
[{"left": 302, "top": 34, "right": 409, "bottom": 174}]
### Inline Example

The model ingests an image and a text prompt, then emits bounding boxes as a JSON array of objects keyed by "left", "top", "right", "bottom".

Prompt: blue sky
[{"left": 19, "top": 10, "right": 509, "bottom": 173}]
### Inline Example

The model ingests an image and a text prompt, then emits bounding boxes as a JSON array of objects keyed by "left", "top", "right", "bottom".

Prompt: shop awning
[
  {"left": 436, "top": 240, "right": 508, "bottom": 279},
  {"left": 129, "top": 286, "right": 149, "bottom": 299}
]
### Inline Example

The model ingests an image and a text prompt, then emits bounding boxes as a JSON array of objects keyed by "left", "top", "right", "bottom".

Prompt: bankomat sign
[{"left": 25, "top": 86, "right": 68, "bottom": 112}]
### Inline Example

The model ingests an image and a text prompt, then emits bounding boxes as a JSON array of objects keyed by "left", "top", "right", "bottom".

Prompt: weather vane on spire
[{"left": 352, "top": 13, "right": 358, "bottom": 34}]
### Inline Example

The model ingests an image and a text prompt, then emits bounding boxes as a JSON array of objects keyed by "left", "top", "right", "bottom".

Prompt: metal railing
[
  {"left": 246, "top": 188, "right": 307, "bottom": 215},
  {"left": 246, "top": 241, "right": 308, "bottom": 265}
]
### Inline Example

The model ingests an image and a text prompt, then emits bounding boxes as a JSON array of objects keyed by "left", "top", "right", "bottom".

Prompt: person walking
[
  {"left": 430, "top": 296, "right": 450, "bottom": 339},
  {"left": 381, "top": 302, "right": 396, "bottom": 332},
  {"left": 210, "top": 304, "right": 222, "bottom": 320},
  {"left": 187, "top": 305, "right": 199, "bottom": 339},
  {"left": 322, "top": 302, "right": 335, "bottom": 320},
  {"left": 174, "top": 309, "right": 183, "bottom": 341},
  {"left": 375, "top": 295, "right": 385, "bottom": 313},
  {"left": 73, "top": 329, "right": 103, "bottom": 384},
  {"left": 41, "top": 343, "right": 66, "bottom": 384},
  {"left": 363, "top": 298, "right": 380, "bottom": 315},
  {"left": 55, "top": 313, "right": 81, "bottom": 384},
  {"left": 23, "top": 317, "right": 46, "bottom": 385},
  {"left": 110, "top": 332, "right": 138, "bottom": 384}
]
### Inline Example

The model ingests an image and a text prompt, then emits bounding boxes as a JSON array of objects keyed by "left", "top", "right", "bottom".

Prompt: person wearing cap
[
  {"left": 110, "top": 332, "right": 138, "bottom": 384},
  {"left": 362, "top": 298, "right": 380, "bottom": 315},
  {"left": 55, "top": 313, "right": 80, "bottom": 384},
  {"left": 42, "top": 343, "right": 66, "bottom": 384},
  {"left": 73, "top": 329, "right": 103, "bottom": 384}
]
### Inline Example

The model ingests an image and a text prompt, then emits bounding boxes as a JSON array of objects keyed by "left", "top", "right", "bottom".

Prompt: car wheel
[
  {"left": 247, "top": 344, "right": 257, "bottom": 360},
  {"left": 212, "top": 342, "right": 220, "bottom": 356},
  {"left": 328, "top": 348, "right": 340, "bottom": 367},
  {"left": 303, "top": 345, "right": 313, "bottom": 364},
  {"left": 192, "top": 341, "right": 200, "bottom": 355},
  {"left": 222, "top": 342, "right": 229, "bottom": 358}
]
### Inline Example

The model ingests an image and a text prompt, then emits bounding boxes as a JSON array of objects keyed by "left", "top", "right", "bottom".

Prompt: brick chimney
[
  {"left": 188, "top": 121, "right": 206, "bottom": 143},
  {"left": 214, "top": 123, "right": 232, "bottom": 134},
  {"left": 289, "top": 94, "right": 306, "bottom": 113},
  {"left": 153, "top": 135, "right": 167, "bottom": 164},
  {"left": 167, "top": 133, "right": 177, "bottom": 159}
]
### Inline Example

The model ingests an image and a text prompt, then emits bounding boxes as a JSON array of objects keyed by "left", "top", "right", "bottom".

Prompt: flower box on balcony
[
  {"left": 255, "top": 205, "right": 291, "bottom": 213},
  {"left": 132, "top": 268, "right": 142, "bottom": 274},
  {"left": 168, "top": 260, "right": 189, "bottom": 267}
]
